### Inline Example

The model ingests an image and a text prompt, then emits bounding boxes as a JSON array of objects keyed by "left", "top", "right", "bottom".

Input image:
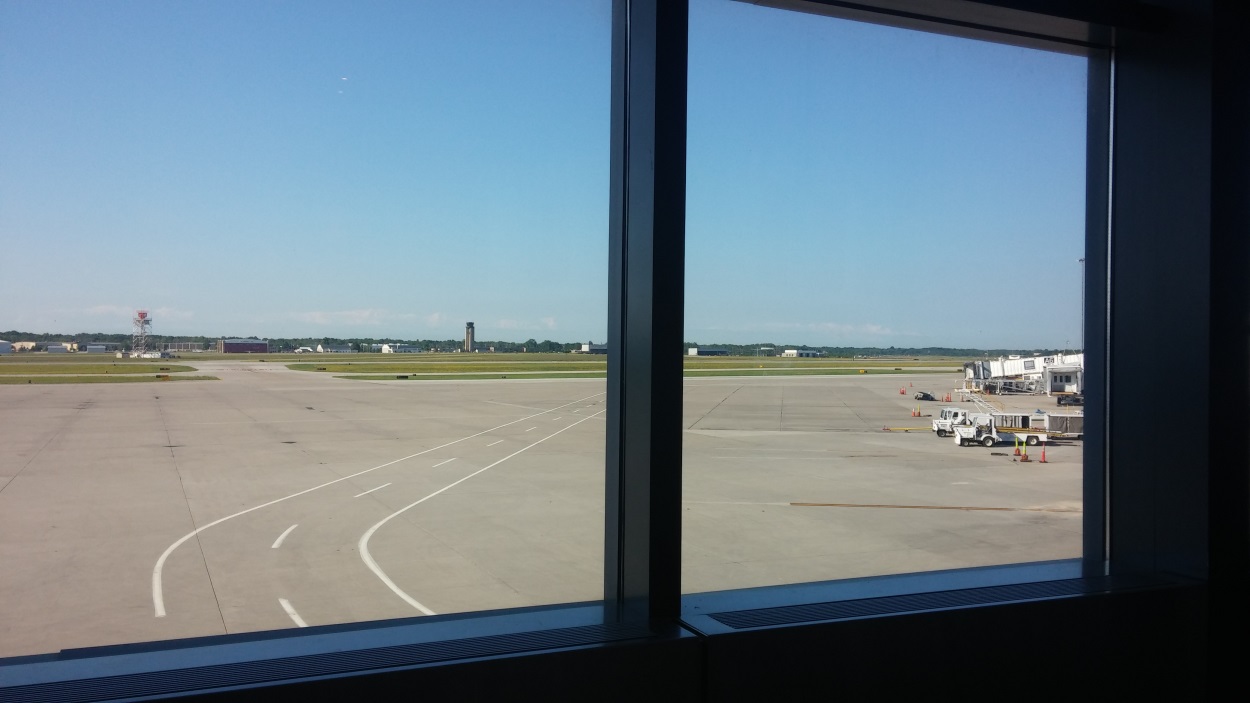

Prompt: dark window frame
[{"left": 0, "top": 1, "right": 1227, "bottom": 699}]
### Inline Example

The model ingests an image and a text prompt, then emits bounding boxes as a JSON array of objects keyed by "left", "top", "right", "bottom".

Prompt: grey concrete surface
[{"left": 0, "top": 364, "right": 1080, "bottom": 658}]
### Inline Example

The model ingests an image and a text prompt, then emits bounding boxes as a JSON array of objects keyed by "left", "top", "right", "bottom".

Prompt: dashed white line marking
[
  {"left": 152, "top": 391, "right": 605, "bottom": 617},
  {"left": 271, "top": 524, "right": 299, "bottom": 549},
  {"left": 354, "top": 483, "right": 392, "bottom": 498},
  {"left": 432, "top": 458, "right": 456, "bottom": 468},
  {"left": 526, "top": 427, "right": 537, "bottom": 432},
  {"left": 487, "top": 440, "right": 503, "bottom": 447},
  {"left": 360, "top": 411, "right": 605, "bottom": 615},
  {"left": 552, "top": 417, "right": 562, "bottom": 421},
  {"left": 278, "top": 598, "right": 308, "bottom": 627}
]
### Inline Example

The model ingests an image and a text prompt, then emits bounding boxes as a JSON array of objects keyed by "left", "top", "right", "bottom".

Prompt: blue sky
[{"left": 0, "top": 0, "right": 1086, "bottom": 348}]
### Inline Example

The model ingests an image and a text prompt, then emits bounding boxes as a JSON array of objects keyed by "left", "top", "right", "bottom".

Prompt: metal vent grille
[
  {"left": 1, "top": 622, "right": 655, "bottom": 703},
  {"left": 709, "top": 577, "right": 1116, "bottom": 630}
]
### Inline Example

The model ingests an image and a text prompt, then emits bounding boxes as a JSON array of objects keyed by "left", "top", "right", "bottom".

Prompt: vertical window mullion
[
  {"left": 1083, "top": 47, "right": 1112, "bottom": 577},
  {"left": 606, "top": 0, "right": 688, "bottom": 622}
]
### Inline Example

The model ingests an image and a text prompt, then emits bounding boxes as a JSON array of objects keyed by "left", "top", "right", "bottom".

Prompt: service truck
[
  {"left": 931, "top": 407, "right": 972, "bottom": 437},
  {"left": 952, "top": 413, "right": 1049, "bottom": 447}
]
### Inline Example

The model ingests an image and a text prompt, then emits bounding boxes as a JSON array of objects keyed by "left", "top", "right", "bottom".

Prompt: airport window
[
  {"left": 683, "top": 0, "right": 1088, "bottom": 594},
  {"left": 1, "top": 0, "right": 1223, "bottom": 698},
  {"left": 0, "top": 0, "right": 611, "bottom": 658}
]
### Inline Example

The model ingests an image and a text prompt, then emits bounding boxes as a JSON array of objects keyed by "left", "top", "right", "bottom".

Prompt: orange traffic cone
[
  {"left": 1020, "top": 447, "right": 1031, "bottom": 462},
  {"left": 1013, "top": 436, "right": 1021, "bottom": 456},
  {"left": 899, "top": 387, "right": 905, "bottom": 395},
  {"left": 909, "top": 382, "right": 913, "bottom": 387},
  {"left": 1039, "top": 441, "right": 1048, "bottom": 464}
]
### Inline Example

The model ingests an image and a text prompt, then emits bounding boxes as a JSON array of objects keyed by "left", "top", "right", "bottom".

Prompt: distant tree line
[
  {"left": 680, "top": 342, "right": 1077, "bottom": 358},
  {"left": 0, "top": 331, "right": 583, "bottom": 354},
  {"left": 1, "top": 330, "right": 1075, "bottom": 357}
]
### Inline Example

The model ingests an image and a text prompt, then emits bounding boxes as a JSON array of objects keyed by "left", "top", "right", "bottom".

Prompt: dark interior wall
[{"left": 1208, "top": 0, "right": 1250, "bottom": 683}]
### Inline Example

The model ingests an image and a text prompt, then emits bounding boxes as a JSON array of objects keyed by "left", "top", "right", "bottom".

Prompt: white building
[
  {"left": 1044, "top": 365, "right": 1083, "bottom": 394},
  {"left": 575, "top": 342, "right": 608, "bottom": 354},
  {"left": 781, "top": 349, "right": 820, "bottom": 358},
  {"left": 382, "top": 344, "right": 420, "bottom": 353},
  {"left": 964, "top": 353, "right": 1084, "bottom": 396},
  {"left": 316, "top": 344, "right": 354, "bottom": 353}
]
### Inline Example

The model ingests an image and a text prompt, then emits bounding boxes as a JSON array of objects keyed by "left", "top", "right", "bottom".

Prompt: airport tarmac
[{"left": 0, "top": 363, "right": 1081, "bottom": 658}]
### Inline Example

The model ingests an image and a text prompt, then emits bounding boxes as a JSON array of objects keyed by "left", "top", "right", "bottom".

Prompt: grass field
[
  {"left": 336, "top": 372, "right": 610, "bottom": 381},
  {"left": 336, "top": 367, "right": 954, "bottom": 381},
  {"left": 0, "top": 375, "right": 219, "bottom": 384},
  {"left": 0, "top": 363, "right": 198, "bottom": 375},
  {"left": 288, "top": 353, "right": 966, "bottom": 376},
  {"left": 291, "top": 361, "right": 609, "bottom": 374},
  {"left": 0, "top": 352, "right": 970, "bottom": 385}
]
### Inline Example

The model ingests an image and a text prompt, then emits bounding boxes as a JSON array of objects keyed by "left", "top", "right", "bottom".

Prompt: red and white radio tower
[{"left": 132, "top": 310, "right": 152, "bottom": 354}]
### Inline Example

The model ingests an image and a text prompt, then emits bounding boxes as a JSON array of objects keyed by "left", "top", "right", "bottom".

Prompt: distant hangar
[{"left": 217, "top": 339, "right": 269, "bottom": 353}]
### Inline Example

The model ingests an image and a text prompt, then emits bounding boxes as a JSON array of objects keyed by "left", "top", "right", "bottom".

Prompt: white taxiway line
[
  {"left": 271, "top": 524, "right": 299, "bottom": 549},
  {"left": 432, "top": 458, "right": 456, "bottom": 468},
  {"left": 354, "top": 483, "right": 392, "bottom": 498},
  {"left": 151, "top": 391, "right": 605, "bottom": 617},
  {"left": 359, "top": 411, "right": 605, "bottom": 616},
  {"left": 278, "top": 598, "right": 308, "bottom": 627},
  {"left": 487, "top": 440, "right": 503, "bottom": 447},
  {"left": 525, "top": 426, "right": 537, "bottom": 432}
]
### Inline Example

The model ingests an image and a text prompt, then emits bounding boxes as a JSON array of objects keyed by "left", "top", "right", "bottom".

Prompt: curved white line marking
[
  {"left": 152, "top": 392, "right": 604, "bottom": 617},
  {"left": 354, "top": 483, "right": 391, "bottom": 498},
  {"left": 359, "top": 411, "right": 604, "bottom": 615},
  {"left": 271, "top": 524, "right": 299, "bottom": 549},
  {"left": 278, "top": 598, "right": 307, "bottom": 627}
]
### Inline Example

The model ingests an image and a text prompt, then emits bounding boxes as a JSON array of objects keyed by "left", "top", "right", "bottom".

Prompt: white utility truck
[
  {"left": 952, "top": 413, "right": 1048, "bottom": 447},
  {"left": 931, "top": 407, "right": 972, "bottom": 437}
]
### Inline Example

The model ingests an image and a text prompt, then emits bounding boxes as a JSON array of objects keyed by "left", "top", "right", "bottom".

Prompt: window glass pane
[
  {"left": 683, "top": 0, "right": 1086, "bottom": 594},
  {"left": 0, "top": 0, "right": 609, "bottom": 657}
]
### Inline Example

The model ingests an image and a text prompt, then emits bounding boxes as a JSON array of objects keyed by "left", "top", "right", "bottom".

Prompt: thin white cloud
[
  {"left": 81, "top": 305, "right": 194, "bottom": 321},
  {"left": 152, "top": 306, "right": 194, "bottom": 321},
  {"left": 490, "top": 318, "right": 557, "bottom": 332},
  {"left": 748, "top": 321, "right": 896, "bottom": 336},
  {"left": 83, "top": 304, "right": 134, "bottom": 318},
  {"left": 425, "top": 312, "right": 444, "bottom": 326},
  {"left": 293, "top": 309, "right": 389, "bottom": 326}
]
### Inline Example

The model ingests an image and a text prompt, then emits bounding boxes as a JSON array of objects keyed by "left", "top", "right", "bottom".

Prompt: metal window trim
[{"left": 606, "top": 0, "right": 688, "bottom": 623}]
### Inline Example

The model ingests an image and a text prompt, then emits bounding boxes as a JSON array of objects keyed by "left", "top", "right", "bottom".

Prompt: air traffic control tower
[{"left": 464, "top": 322, "right": 474, "bottom": 352}]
